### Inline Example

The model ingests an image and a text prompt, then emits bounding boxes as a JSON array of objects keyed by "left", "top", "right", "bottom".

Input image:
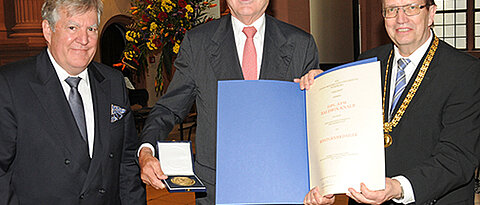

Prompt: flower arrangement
[{"left": 117, "top": 0, "right": 216, "bottom": 93}]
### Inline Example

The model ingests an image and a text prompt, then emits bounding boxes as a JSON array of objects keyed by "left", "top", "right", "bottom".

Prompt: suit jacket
[
  {"left": 141, "top": 14, "right": 319, "bottom": 203},
  {"left": 0, "top": 49, "right": 146, "bottom": 205},
  {"left": 356, "top": 40, "right": 480, "bottom": 205}
]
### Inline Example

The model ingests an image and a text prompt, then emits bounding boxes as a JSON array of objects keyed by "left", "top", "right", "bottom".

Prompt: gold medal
[
  {"left": 384, "top": 133, "right": 392, "bottom": 148},
  {"left": 171, "top": 177, "right": 196, "bottom": 186}
]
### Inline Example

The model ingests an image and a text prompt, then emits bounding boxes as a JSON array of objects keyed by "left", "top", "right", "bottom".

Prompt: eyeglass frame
[{"left": 382, "top": 3, "right": 430, "bottom": 18}]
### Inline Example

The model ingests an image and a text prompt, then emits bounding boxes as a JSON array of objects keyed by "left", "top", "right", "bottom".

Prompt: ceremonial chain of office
[{"left": 382, "top": 36, "right": 439, "bottom": 148}]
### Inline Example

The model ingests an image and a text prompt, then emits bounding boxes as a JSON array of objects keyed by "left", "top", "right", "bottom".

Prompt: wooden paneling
[
  {"left": 269, "top": 0, "right": 310, "bottom": 33},
  {"left": 359, "top": 0, "right": 391, "bottom": 52}
]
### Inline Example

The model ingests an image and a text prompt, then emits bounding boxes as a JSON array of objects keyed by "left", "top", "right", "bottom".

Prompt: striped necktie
[{"left": 390, "top": 58, "right": 411, "bottom": 120}]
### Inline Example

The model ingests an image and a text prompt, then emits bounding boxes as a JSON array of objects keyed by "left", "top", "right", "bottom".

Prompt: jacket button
[
  {"left": 65, "top": 159, "right": 70, "bottom": 165},
  {"left": 79, "top": 194, "right": 84, "bottom": 199},
  {"left": 99, "top": 189, "right": 106, "bottom": 194},
  {"left": 109, "top": 153, "right": 114, "bottom": 158}
]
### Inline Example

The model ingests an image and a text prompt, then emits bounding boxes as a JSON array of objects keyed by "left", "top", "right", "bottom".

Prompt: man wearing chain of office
[{"left": 301, "top": 0, "right": 480, "bottom": 204}]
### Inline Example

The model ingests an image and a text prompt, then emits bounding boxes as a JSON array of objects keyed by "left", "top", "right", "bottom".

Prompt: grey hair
[{"left": 41, "top": 0, "right": 103, "bottom": 31}]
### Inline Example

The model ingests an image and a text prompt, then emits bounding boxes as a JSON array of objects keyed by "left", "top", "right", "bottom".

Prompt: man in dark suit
[
  {"left": 0, "top": 0, "right": 145, "bottom": 204},
  {"left": 302, "top": 0, "right": 480, "bottom": 204},
  {"left": 138, "top": 0, "right": 319, "bottom": 203}
]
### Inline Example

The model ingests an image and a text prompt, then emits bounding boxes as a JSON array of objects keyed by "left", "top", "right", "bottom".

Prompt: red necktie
[{"left": 242, "top": 26, "right": 257, "bottom": 80}]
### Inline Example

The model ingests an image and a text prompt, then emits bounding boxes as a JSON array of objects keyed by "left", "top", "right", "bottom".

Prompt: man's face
[
  {"left": 383, "top": 0, "right": 436, "bottom": 55},
  {"left": 42, "top": 8, "right": 99, "bottom": 75},
  {"left": 227, "top": 0, "right": 269, "bottom": 24}
]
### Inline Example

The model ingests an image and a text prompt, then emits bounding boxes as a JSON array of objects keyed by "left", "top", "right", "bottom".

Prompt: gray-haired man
[{"left": 0, "top": 0, "right": 145, "bottom": 204}]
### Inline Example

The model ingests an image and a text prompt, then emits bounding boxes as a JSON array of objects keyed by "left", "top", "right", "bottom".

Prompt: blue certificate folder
[
  {"left": 216, "top": 58, "right": 379, "bottom": 204},
  {"left": 217, "top": 80, "right": 309, "bottom": 204}
]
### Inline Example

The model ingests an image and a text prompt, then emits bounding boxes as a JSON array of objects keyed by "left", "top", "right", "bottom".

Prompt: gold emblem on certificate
[
  {"left": 171, "top": 177, "right": 196, "bottom": 186},
  {"left": 384, "top": 133, "right": 392, "bottom": 148}
]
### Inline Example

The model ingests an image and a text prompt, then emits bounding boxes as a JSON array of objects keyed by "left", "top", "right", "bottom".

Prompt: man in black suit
[
  {"left": 0, "top": 0, "right": 145, "bottom": 204},
  {"left": 138, "top": 0, "right": 319, "bottom": 203},
  {"left": 302, "top": 0, "right": 480, "bottom": 204}
]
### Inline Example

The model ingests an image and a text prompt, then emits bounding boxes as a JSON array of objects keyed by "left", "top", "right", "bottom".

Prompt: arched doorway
[
  {"left": 99, "top": 15, "right": 146, "bottom": 89},
  {"left": 100, "top": 15, "right": 131, "bottom": 67}
]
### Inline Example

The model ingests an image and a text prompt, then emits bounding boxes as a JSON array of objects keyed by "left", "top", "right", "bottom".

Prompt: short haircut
[{"left": 41, "top": 0, "right": 103, "bottom": 31}]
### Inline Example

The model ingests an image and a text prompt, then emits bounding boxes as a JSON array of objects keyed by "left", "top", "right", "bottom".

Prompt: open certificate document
[
  {"left": 306, "top": 59, "right": 385, "bottom": 194},
  {"left": 216, "top": 58, "right": 385, "bottom": 204}
]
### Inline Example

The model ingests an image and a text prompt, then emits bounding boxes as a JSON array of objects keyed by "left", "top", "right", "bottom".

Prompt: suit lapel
[
  {"left": 259, "top": 15, "right": 294, "bottom": 80},
  {"left": 82, "top": 64, "right": 111, "bottom": 193},
  {"left": 208, "top": 15, "right": 244, "bottom": 80},
  {"left": 388, "top": 40, "right": 438, "bottom": 122},
  {"left": 29, "top": 50, "right": 89, "bottom": 165}
]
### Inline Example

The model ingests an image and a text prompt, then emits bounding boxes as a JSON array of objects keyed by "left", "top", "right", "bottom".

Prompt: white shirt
[
  {"left": 47, "top": 49, "right": 95, "bottom": 158},
  {"left": 231, "top": 14, "right": 266, "bottom": 79},
  {"left": 389, "top": 31, "right": 433, "bottom": 114},
  {"left": 390, "top": 31, "right": 433, "bottom": 204}
]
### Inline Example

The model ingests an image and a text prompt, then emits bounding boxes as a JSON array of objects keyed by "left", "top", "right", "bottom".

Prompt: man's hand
[
  {"left": 294, "top": 69, "right": 323, "bottom": 90},
  {"left": 304, "top": 186, "right": 336, "bottom": 205},
  {"left": 346, "top": 178, "right": 403, "bottom": 205},
  {"left": 138, "top": 147, "right": 168, "bottom": 189}
]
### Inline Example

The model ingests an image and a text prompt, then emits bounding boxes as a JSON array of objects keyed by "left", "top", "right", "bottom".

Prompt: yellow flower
[
  {"left": 173, "top": 42, "right": 180, "bottom": 54},
  {"left": 147, "top": 41, "right": 157, "bottom": 50},
  {"left": 126, "top": 31, "right": 138, "bottom": 42},
  {"left": 150, "top": 22, "right": 158, "bottom": 32},
  {"left": 161, "top": 0, "right": 175, "bottom": 13},
  {"left": 186, "top": 5, "right": 193, "bottom": 13},
  {"left": 124, "top": 51, "right": 137, "bottom": 60}
]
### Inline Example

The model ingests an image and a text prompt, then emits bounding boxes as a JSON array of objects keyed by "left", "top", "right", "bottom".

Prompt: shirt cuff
[
  {"left": 137, "top": 143, "right": 155, "bottom": 157},
  {"left": 392, "top": 175, "right": 415, "bottom": 204}
]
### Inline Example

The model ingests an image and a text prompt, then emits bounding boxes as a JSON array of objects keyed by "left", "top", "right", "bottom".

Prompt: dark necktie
[
  {"left": 65, "top": 77, "right": 88, "bottom": 144},
  {"left": 390, "top": 58, "right": 411, "bottom": 120}
]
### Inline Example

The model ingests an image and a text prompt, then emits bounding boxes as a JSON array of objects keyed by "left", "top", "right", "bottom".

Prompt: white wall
[{"left": 310, "top": 0, "right": 354, "bottom": 63}]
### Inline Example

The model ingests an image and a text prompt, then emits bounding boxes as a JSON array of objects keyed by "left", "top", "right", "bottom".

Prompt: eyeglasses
[{"left": 382, "top": 4, "right": 427, "bottom": 18}]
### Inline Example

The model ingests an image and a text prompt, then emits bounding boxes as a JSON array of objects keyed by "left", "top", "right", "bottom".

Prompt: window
[
  {"left": 432, "top": 0, "right": 480, "bottom": 56},
  {"left": 475, "top": 0, "right": 480, "bottom": 48},
  {"left": 434, "top": 0, "right": 467, "bottom": 49}
]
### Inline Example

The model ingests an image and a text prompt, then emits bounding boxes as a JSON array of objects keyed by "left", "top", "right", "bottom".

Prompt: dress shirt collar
[
  {"left": 231, "top": 14, "right": 266, "bottom": 40},
  {"left": 47, "top": 48, "right": 90, "bottom": 85}
]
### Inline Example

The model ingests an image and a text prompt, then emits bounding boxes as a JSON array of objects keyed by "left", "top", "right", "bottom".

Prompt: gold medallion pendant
[
  {"left": 384, "top": 133, "right": 392, "bottom": 148},
  {"left": 171, "top": 177, "right": 196, "bottom": 186}
]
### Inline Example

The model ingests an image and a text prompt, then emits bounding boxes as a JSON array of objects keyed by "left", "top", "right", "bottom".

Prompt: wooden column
[
  {"left": 0, "top": 0, "right": 45, "bottom": 66},
  {"left": 11, "top": 0, "right": 43, "bottom": 37}
]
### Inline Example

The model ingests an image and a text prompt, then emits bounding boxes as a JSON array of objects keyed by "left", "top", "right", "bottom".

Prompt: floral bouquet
[{"left": 118, "top": 0, "right": 216, "bottom": 93}]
